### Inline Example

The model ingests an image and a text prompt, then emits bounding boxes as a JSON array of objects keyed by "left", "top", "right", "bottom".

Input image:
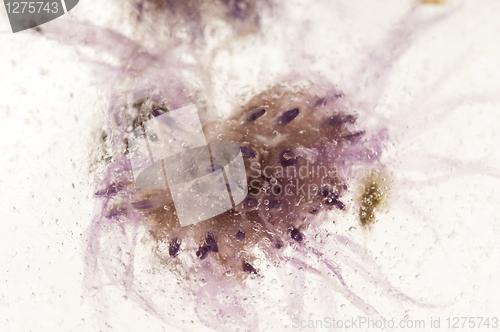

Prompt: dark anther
[
  {"left": 196, "top": 246, "right": 209, "bottom": 260},
  {"left": 314, "top": 93, "right": 344, "bottom": 107},
  {"left": 314, "top": 97, "right": 327, "bottom": 107},
  {"left": 334, "top": 200, "right": 346, "bottom": 210},
  {"left": 279, "top": 150, "right": 298, "bottom": 167},
  {"left": 309, "top": 208, "right": 319, "bottom": 215},
  {"left": 327, "top": 114, "right": 357, "bottom": 126},
  {"left": 271, "top": 236, "right": 284, "bottom": 249},
  {"left": 325, "top": 197, "right": 346, "bottom": 210},
  {"left": 169, "top": 238, "right": 181, "bottom": 257},
  {"left": 240, "top": 146, "right": 257, "bottom": 159},
  {"left": 278, "top": 108, "right": 299, "bottom": 125},
  {"left": 242, "top": 261, "right": 258, "bottom": 274},
  {"left": 205, "top": 233, "right": 219, "bottom": 253},
  {"left": 321, "top": 186, "right": 345, "bottom": 210},
  {"left": 235, "top": 230, "right": 245, "bottom": 241},
  {"left": 131, "top": 199, "right": 155, "bottom": 210},
  {"left": 151, "top": 109, "right": 163, "bottom": 118},
  {"left": 320, "top": 186, "right": 339, "bottom": 199},
  {"left": 290, "top": 228, "right": 304, "bottom": 242},
  {"left": 95, "top": 183, "right": 124, "bottom": 197},
  {"left": 151, "top": 107, "right": 168, "bottom": 118},
  {"left": 245, "top": 108, "right": 266, "bottom": 121},
  {"left": 268, "top": 200, "right": 282, "bottom": 209},
  {"left": 133, "top": 99, "right": 146, "bottom": 109},
  {"left": 342, "top": 131, "right": 365, "bottom": 141},
  {"left": 244, "top": 197, "right": 259, "bottom": 209},
  {"left": 227, "top": 0, "right": 251, "bottom": 20},
  {"left": 105, "top": 206, "right": 126, "bottom": 218}
]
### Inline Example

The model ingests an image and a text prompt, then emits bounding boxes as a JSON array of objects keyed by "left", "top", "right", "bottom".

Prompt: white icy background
[{"left": 1, "top": 0, "right": 500, "bottom": 331}]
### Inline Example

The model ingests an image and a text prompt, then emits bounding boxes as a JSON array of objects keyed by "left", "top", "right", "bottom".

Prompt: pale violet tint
[{"left": 127, "top": 104, "right": 248, "bottom": 227}]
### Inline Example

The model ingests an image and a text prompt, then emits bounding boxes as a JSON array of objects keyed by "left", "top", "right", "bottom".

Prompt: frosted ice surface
[{"left": 2, "top": 0, "right": 500, "bottom": 331}]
